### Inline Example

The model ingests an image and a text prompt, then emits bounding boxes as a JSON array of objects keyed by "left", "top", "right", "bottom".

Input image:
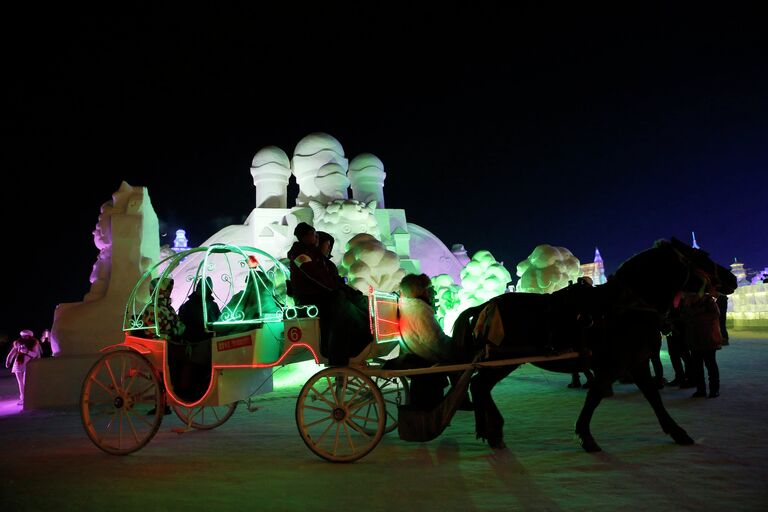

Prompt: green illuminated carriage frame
[{"left": 79, "top": 243, "right": 407, "bottom": 458}]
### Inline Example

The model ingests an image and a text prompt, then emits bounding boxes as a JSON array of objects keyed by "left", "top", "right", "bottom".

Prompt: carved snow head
[{"left": 309, "top": 199, "right": 380, "bottom": 261}]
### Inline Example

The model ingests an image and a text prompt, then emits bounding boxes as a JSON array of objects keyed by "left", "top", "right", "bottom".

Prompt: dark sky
[{"left": 4, "top": 5, "right": 767, "bottom": 337}]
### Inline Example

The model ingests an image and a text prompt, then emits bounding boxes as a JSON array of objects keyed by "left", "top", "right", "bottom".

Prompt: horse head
[{"left": 669, "top": 238, "right": 737, "bottom": 296}]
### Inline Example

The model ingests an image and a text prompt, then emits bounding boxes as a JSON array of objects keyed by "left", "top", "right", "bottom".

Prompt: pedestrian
[
  {"left": 5, "top": 329, "right": 42, "bottom": 405},
  {"left": 39, "top": 329, "right": 53, "bottom": 358}
]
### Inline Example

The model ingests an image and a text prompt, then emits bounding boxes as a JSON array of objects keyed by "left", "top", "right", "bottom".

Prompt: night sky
[{"left": 4, "top": 5, "right": 767, "bottom": 338}]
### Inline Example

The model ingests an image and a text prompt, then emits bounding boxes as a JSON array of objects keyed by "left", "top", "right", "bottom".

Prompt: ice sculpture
[
  {"left": 339, "top": 233, "right": 405, "bottom": 293},
  {"left": 516, "top": 244, "right": 581, "bottom": 294}
]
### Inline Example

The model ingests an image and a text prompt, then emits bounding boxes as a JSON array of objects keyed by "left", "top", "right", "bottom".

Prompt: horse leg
[
  {"left": 470, "top": 365, "right": 515, "bottom": 449},
  {"left": 630, "top": 361, "right": 695, "bottom": 446},
  {"left": 574, "top": 378, "right": 607, "bottom": 453}
]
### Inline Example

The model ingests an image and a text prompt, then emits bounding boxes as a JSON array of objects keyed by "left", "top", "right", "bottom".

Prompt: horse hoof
[
  {"left": 575, "top": 432, "right": 602, "bottom": 453},
  {"left": 669, "top": 429, "right": 695, "bottom": 445},
  {"left": 488, "top": 438, "right": 507, "bottom": 450}
]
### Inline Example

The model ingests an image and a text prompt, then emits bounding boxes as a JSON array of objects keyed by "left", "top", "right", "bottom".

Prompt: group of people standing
[{"left": 5, "top": 328, "right": 53, "bottom": 405}]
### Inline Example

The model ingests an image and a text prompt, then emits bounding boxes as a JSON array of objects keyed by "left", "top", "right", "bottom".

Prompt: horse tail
[{"left": 452, "top": 305, "right": 485, "bottom": 363}]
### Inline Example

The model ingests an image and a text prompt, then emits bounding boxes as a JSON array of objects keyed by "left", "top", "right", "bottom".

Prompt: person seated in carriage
[
  {"left": 218, "top": 255, "right": 281, "bottom": 335},
  {"left": 384, "top": 273, "right": 459, "bottom": 408},
  {"left": 172, "top": 276, "right": 221, "bottom": 401},
  {"left": 178, "top": 276, "right": 221, "bottom": 343},
  {"left": 287, "top": 222, "right": 371, "bottom": 366},
  {"left": 141, "top": 277, "right": 185, "bottom": 340}
]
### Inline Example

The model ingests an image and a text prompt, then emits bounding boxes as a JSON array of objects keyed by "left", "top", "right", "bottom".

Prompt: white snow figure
[
  {"left": 310, "top": 199, "right": 380, "bottom": 262},
  {"left": 431, "top": 274, "right": 462, "bottom": 332},
  {"left": 458, "top": 250, "right": 512, "bottom": 308},
  {"left": 340, "top": 233, "right": 405, "bottom": 293},
  {"left": 85, "top": 200, "right": 115, "bottom": 301},
  {"left": 516, "top": 244, "right": 581, "bottom": 294}
]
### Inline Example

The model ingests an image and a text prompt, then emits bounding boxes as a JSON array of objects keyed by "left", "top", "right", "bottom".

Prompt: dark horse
[{"left": 455, "top": 238, "right": 736, "bottom": 452}]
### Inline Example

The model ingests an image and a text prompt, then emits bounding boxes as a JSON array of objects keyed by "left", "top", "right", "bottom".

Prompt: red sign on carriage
[
  {"left": 287, "top": 327, "right": 302, "bottom": 343},
  {"left": 217, "top": 336, "right": 253, "bottom": 352}
]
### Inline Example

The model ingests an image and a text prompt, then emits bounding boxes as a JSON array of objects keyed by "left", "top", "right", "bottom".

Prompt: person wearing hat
[
  {"left": 5, "top": 329, "right": 42, "bottom": 406},
  {"left": 287, "top": 222, "right": 340, "bottom": 301},
  {"left": 142, "top": 277, "right": 184, "bottom": 340},
  {"left": 287, "top": 222, "right": 371, "bottom": 365}
]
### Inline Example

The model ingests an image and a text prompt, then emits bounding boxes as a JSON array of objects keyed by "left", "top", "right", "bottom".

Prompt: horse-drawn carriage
[{"left": 81, "top": 239, "right": 733, "bottom": 461}]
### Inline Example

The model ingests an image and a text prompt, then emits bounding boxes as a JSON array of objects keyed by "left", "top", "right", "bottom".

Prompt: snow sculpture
[
  {"left": 25, "top": 183, "right": 160, "bottom": 409},
  {"left": 431, "top": 274, "right": 461, "bottom": 330},
  {"left": 349, "top": 153, "right": 386, "bottom": 208},
  {"left": 85, "top": 200, "right": 114, "bottom": 302},
  {"left": 292, "top": 133, "right": 348, "bottom": 206},
  {"left": 315, "top": 163, "right": 351, "bottom": 202},
  {"left": 310, "top": 199, "right": 380, "bottom": 262},
  {"left": 458, "top": 250, "right": 513, "bottom": 308},
  {"left": 407, "top": 224, "right": 469, "bottom": 283},
  {"left": 516, "top": 244, "right": 581, "bottom": 294},
  {"left": 251, "top": 146, "right": 293, "bottom": 209},
  {"left": 52, "top": 182, "right": 160, "bottom": 355},
  {"left": 339, "top": 233, "right": 405, "bottom": 293}
]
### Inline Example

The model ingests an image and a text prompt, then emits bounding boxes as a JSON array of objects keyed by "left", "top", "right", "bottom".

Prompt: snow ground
[{"left": 1, "top": 332, "right": 767, "bottom": 512}]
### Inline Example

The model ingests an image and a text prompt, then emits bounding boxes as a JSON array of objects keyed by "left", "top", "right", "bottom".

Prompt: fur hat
[{"left": 294, "top": 222, "right": 315, "bottom": 240}]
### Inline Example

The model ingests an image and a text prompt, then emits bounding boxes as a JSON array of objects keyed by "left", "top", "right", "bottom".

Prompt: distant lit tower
[
  {"left": 172, "top": 229, "right": 189, "bottom": 253},
  {"left": 579, "top": 247, "right": 607, "bottom": 285},
  {"left": 731, "top": 258, "right": 747, "bottom": 285},
  {"left": 691, "top": 231, "right": 700, "bottom": 249}
]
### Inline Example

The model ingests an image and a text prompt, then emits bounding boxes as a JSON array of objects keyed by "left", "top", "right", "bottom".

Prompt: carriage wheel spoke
[
  {"left": 342, "top": 421, "right": 356, "bottom": 454},
  {"left": 304, "top": 415, "right": 332, "bottom": 429},
  {"left": 348, "top": 398, "right": 376, "bottom": 414},
  {"left": 310, "top": 385, "right": 337, "bottom": 409},
  {"left": 345, "top": 418, "right": 372, "bottom": 439},
  {"left": 332, "top": 423, "right": 341, "bottom": 456},
  {"left": 91, "top": 375, "right": 115, "bottom": 395},
  {"left": 314, "top": 417, "right": 336, "bottom": 445},
  {"left": 118, "top": 410, "right": 124, "bottom": 449},
  {"left": 126, "top": 409, "right": 157, "bottom": 428},
  {"left": 125, "top": 411, "right": 141, "bottom": 444},
  {"left": 303, "top": 404, "right": 333, "bottom": 413},
  {"left": 324, "top": 376, "right": 340, "bottom": 406},
  {"left": 105, "top": 360, "right": 120, "bottom": 393}
]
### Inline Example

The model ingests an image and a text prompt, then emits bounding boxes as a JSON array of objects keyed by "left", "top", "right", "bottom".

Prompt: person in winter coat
[
  {"left": 682, "top": 293, "right": 723, "bottom": 398},
  {"left": 142, "top": 277, "right": 185, "bottom": 340},
  {"left": 178, "top": 276, "right": 220, "bottom": 343},
  {"left": 287, "top": 223, "right": 371, "bottom": 366},
  {"left": 5, "top": 329, "right": 42, "bottom": 405}
]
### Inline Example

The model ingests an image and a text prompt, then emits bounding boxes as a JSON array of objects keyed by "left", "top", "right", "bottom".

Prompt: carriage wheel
[
  {"left": 171, "top": 402, "right": 238, "bottom": 430},
  {"left": 80, "top": 350, "right": 165, "bottom": 455},
  {"left": 296, "top": 367, "right": 386, "bottom": 463},
  {"left": 362, "top": 376, "right": 409, "bottom": 435}
]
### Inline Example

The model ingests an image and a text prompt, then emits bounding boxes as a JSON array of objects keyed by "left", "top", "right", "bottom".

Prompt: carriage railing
[
  {"left": 368, "top": 287, "right": 402, "bottom": 345},
  {"left": 123, "top": 244, "right": 291, "bottom": 336}
]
